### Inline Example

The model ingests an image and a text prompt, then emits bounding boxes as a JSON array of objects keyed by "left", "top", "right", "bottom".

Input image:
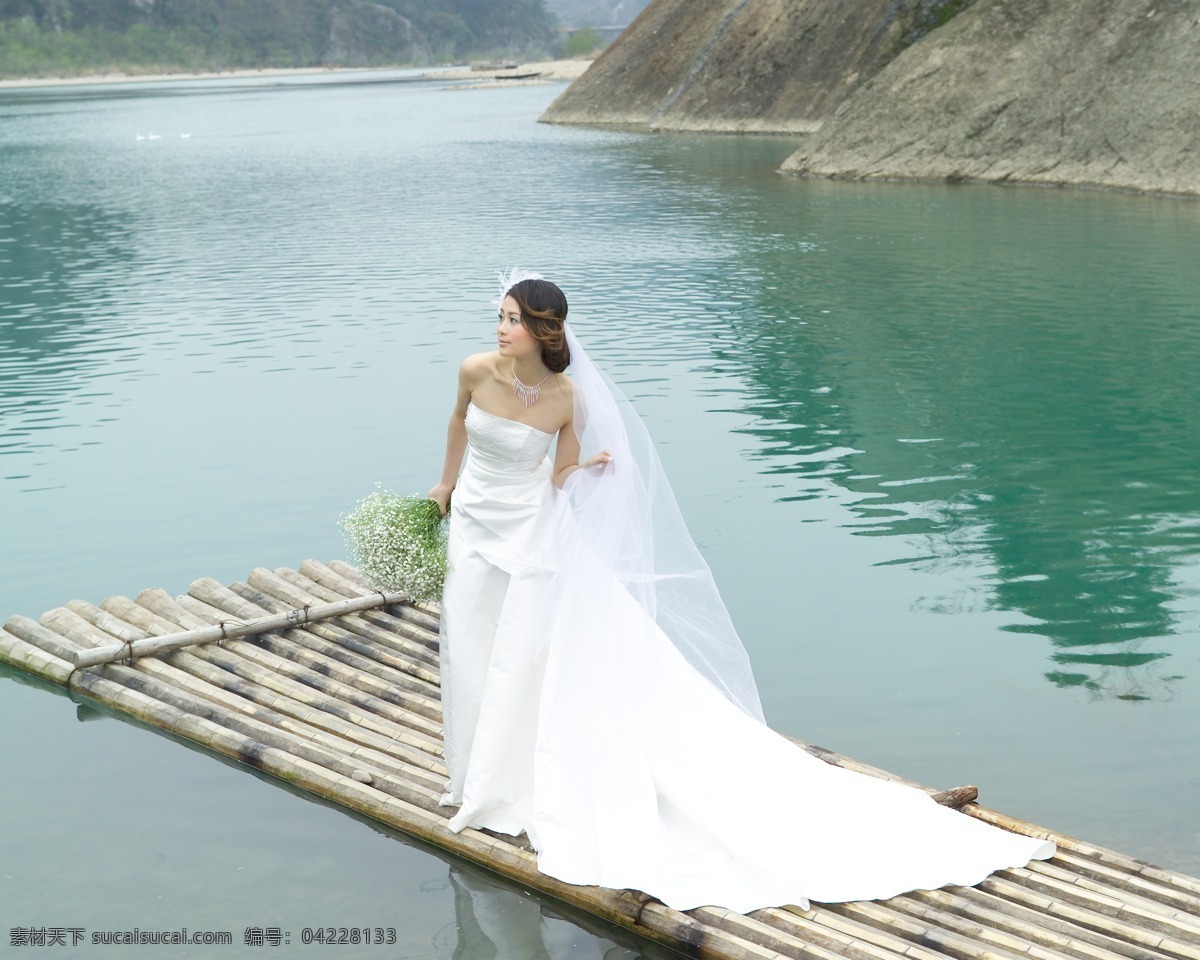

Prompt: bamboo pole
[
  {"left": 109, "top": 592, "right": 451, "bottom": 777},
  {"left": 820, "top": 868, "right": 1200, "bottom": 960},
  {"left": 761, "top": 904, "right": 960, "bottom": 960},
  {"left": 90, "top": 592, "right": 444, "bottom": 747},
  {"left": 327, "top": 558, "right": 442, "bottom": 630},
  {"left": 92, "top": 595, "right": 441, "bottom": 741},
  {"left": 978, "top": 875, "right": 1200, "bottom": 957},
  {"left": 294, "top": 557, "right": 442, "bottom": 635},
  {"left": 216, "top": 576, "right": 443, "bottom": 692},
  {"left": 5, "top": 613, "right": 90, "bottom": 663},
  {"left": 690, "top": 906, "right": 869, "bottom": 960},
  {"left": 244, "top": 568, "right": 442, "bottom": 685},
  {"left": 944, "top": 884, "right": 1187, "bottom": 960},
  {"left": 890, "top": 890, "right": 1141, "bottom": 960},
  {"left": 180, "top": 588, "right": 444, "bottom": 716},
  {"left": 961, "top": 806, "right": 1200, "bottom": 899},
  {"left": 99, "top": 594, "right": 188, "bottom": 636},
  {"left": 273, "top": 567, "right": 441, "bottom": 667},
  {"left": 747, "top": 906, "right": 910, "bottom": 960},
  {"left": 32, "top": 608, "right": 457, "bottom": 819},
  {"left": 299, "top": 558, "right": 376, "bottom": 599},
  {"left": 172, "top": 592, "right": 448, "bottom": 771},
  {"left": 62, "top": 599, "right": 448, "bottom": 789},
  {"left": 817, "top": 899, "right": 1037, "bottom": 960},
  {"left": 0, "top": 626, "right": 73, "bottom": 685},
  {"left": 1023, "top": 859, "right": 1200, "bottom": 932},
  {"left": 88, "top": 599, "right": 447, "bottom": 781},
  {"left": 782, "top": 742, "right": 979, "bottom": 808},
  {"left": 249, "top": 565, "right": 347, "bottom": 614},
  {"left": 114, "top": 592, "right": 446, "bottom": 763},
  {"left": 299, "top": 558, "right": 443, "bottom": 649},
  {"left": 990, "top": 868, "right": 1200, "bottom": 948},
  {"left": 181, "top": 580, "right": 441, "bottom": 694},
  {"left": 776, "top": 735, "right": 980, "bottom": 808},
  {"left": 275, "top": 567, "right": 441, "bottom": 661},
  {"left": 326, "top": 556, "right": 381, "bottom": 591},
  {"left": 4, "top": 652, "right": 524, "bottom": 914},
  {"left": 1045, "top": 851, "right": 1200, "bottom": 914},
  {"left": 888, "top": 894, "right": 1112, "bottom": 960},
  {"left": 178, "top": 582, "right": 445, "bottom": 729},
  {"left": 70, "top": 589, "right": 406, "bottom": 669}
]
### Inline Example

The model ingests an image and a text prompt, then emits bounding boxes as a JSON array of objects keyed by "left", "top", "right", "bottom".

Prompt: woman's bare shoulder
[
  {"left": 554, "top": 371, "right": 574, "bottom": 396},
  {"left": 460, "top": 351, "right": 500, "bottom": 382},
  {"left": 549, "top": 372, "right": 574, "bottom": 429}
]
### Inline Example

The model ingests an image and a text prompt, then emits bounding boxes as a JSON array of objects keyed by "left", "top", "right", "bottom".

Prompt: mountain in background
[
  {"left": 542, "top": 0, "right": 1196, "bottom": 197},
  {"left": 544, "top": 0, "right": 651, "bottom": 29},
  {"left": 543, "top": 0, "right": 968, "bottom": 133},
  {"left": 781, "top": 0, "right": 1199, "bottom": 196},
  {"left": 0, "top": 0, "right": 558, "bottom": 77}
]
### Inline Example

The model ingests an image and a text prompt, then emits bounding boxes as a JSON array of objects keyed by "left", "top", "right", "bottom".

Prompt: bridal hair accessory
[
  {"left": 495, "top": 266, "right": 544, "bottom": 304},
  {"left": 511, "top": 360, "right": 551, "bottom": 407}
]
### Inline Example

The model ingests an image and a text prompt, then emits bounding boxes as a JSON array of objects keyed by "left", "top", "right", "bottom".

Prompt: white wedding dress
[{"left": 438, "top": 399, "right": 1053, "bottom": 914}]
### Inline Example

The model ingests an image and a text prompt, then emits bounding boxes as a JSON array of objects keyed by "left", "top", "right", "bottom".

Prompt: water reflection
[
  {"left": 0, "top": 201, "right": 135, "bottom": 459},
  {"left": 700, "top": 178, "right": 1200, "bottom": 700},
  {"left": 441, "top": 866, "right": 657, "bottom": 960}
]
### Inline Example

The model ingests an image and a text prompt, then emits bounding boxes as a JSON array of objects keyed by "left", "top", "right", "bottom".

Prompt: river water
[{"left": 1, "top": 69, "right": 1198, "bottom": 958}]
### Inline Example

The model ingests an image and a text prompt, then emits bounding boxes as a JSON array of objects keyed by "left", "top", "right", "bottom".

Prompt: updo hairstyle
[{"left": 505, "top": 278, "right": 571, "bottom": 373}]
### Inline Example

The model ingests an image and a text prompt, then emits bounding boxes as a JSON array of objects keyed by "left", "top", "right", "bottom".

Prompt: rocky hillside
[
  {"left": 541, "top": 0, "right": 976, "bottom": 132},
  {"left": 781, "top": 0, "right": 1199, "bottom": 196},
  {"left": 543, "top": 0, "right": 1197, "bottom": 197},
  {"left": 0, "top": 0, "right": 558, "bottom": 76},
  {"left": 546, "top": 0, "right": 652, "bottom": 29}
]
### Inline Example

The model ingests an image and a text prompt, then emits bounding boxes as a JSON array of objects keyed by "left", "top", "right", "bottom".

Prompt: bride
[{"left": 426, "top": 270, "right": 1053, "bottom": 914}]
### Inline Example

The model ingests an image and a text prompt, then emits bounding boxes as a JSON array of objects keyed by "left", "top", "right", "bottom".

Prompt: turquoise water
[{"left": 1, "top": 70, "right": 1198, "bottom": 957}]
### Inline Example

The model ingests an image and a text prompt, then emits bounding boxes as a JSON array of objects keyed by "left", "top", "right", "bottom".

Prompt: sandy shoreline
[
  {"left": 0, "top": 65, "right": 369, "bottom": 90},
  {"left": 425, "top": 58, "right": 593, "bottom": 88},
  {"left": 0, "top": 59, "right": 592, "bottom": 91}
]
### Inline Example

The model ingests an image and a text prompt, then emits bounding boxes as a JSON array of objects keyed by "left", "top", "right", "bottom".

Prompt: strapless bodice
[
  {"left": 464, "top": 402, "right": 554, "bottom": 477},
  {"left": 450, "top": 401, "right": 562, "bottom": 576}
]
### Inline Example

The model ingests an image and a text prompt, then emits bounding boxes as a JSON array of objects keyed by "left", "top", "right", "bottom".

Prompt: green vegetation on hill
[{"left": 0, "top": 0, "right": 558, "bottom": 78}]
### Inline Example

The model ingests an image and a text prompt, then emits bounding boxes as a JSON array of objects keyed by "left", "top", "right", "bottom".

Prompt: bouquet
[{"left": 340, "top": 484, "right": 449, "bottom": 603}]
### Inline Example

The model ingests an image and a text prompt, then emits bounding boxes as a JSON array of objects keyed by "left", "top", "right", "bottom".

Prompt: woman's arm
[
  {"left": 552, "top": 413, "right": 611, "bottom": 488},
  {"left": 428, "top": 358, "right": 477, "bottom": 515}
]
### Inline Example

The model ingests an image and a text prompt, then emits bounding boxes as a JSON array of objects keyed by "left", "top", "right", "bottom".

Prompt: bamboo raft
[{"left": 3, "top": 558, "right": 1199, "bottom": 960}]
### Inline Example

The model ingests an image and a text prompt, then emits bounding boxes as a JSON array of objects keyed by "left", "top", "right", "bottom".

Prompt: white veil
[
  {"left": 562, "top": 324, "right": 765, "bottom": 723},
  {"left": 498, "top": 269, "right": 765, "bottom": 723}
]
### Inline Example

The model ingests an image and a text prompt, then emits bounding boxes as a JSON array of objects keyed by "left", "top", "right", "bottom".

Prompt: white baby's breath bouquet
[{"left": 340, "top": 484, "right": 449, "bottom": 603}]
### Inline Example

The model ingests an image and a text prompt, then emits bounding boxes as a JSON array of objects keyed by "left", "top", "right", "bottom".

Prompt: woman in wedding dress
[{"left": 426, "top": 271, "right": 1053, "bottom": 914}]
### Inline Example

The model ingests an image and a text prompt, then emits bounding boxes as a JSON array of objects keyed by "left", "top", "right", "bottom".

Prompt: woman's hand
[
  {"left": 428, "top": 481, "right": 455, "bottom": 517},
  {"left": 582, "top": 451, "right": 613, "bottom": 470}
]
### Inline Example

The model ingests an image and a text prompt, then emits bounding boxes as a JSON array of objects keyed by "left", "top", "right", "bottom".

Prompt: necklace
[{"left": 511, "top": 360, "right": 552, "bottom": 407}]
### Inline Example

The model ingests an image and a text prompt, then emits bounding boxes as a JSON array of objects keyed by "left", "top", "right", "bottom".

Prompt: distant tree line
[{"left": 0, "top": 0, "right": 559, "bottom": 77}]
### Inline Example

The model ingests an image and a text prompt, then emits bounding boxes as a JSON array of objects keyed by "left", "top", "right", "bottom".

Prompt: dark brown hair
[{"left": 505, "top": 278, "right": 570, "bottom": 373}]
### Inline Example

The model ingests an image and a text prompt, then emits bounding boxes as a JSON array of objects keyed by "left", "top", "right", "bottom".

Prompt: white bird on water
[
  {"left": 147, "top": 132, "right": 161, "bottom": 140},
  {"left": 180, "top": 133, "right": 193, "bottom": 139}
]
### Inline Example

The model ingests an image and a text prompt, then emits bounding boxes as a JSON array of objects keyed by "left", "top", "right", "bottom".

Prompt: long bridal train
[{"left": 437, "top": 402, "right": 1053, "bottom": 914}]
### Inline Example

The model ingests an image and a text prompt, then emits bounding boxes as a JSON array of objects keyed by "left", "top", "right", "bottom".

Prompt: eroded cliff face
[
  {"left": 541, "top": 0, "right": 976, "bottom": 133},
  {"left": 781, "top": 0, "right": 1200, "bottom": 196},
  {"left": 543, "top": 0, "right": 1198, "bottom": 197}
]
